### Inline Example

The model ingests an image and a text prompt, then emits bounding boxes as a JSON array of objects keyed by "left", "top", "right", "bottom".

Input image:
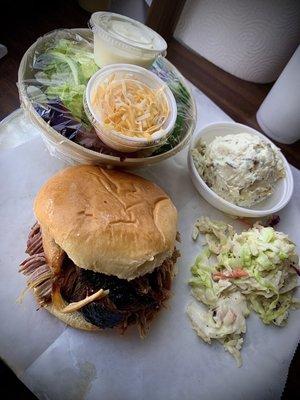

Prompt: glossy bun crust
[{"left": 34, "top": 165, "right": 178, "bottom": 280}]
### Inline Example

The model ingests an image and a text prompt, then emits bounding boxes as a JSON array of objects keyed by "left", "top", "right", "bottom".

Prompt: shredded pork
[
  {"left": 20, "top": 222, "right": 180, "bottom": 335},
  {"left": 58, "top": 248, "right": 180, "bottom": 335},
  {"left": 19, "top": 223, "right": 54, "bottom": 305}
]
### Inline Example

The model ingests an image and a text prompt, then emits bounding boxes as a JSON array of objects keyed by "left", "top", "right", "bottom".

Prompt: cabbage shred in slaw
[{"left": 188, "top": 217, "right": 300, "bottom": 366}]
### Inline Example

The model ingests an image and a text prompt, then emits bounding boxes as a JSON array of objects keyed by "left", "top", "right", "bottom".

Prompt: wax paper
[{"left": 0, "top": 86, "right": 299, "bottom": 400}]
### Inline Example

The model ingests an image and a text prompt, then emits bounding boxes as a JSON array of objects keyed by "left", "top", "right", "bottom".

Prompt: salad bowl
[{"left": 18, "top": 29, "right": 196, "bottom": 167}]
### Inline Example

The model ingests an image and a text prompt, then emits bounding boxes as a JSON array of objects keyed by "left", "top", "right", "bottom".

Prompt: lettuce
[
  {"left": 34, "top": 38, "right": 99, "bottom": 122},
  {"left": 46, "top": 83, "right": 87, "bottom": 122}
]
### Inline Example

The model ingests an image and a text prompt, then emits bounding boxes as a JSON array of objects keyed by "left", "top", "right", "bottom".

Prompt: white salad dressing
[
  {"left": 108, "top": 20, "right": 155, "bottom": 49},
  {"left": 90, "top": 12, "right": 167, "bottom": 68}
]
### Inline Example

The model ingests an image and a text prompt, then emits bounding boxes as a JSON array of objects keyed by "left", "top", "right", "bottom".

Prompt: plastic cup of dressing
[{"left": 89, "top": 12, "right": 167, "bottom": 68}]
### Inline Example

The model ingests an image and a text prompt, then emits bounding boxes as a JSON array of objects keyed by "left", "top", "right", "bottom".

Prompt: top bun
[{"left": 34, "top": 165, "right": 177, "bottom": 280}]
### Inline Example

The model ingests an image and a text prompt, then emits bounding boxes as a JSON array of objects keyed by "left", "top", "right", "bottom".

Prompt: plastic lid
[{"left": 90, "top": 12, "right": 167, "bottom": 54}]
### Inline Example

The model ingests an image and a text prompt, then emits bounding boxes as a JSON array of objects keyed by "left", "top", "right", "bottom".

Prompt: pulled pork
[
  {"left": 59, "top": 249, "right": 179, "bottom": 335},
  {"left": 20, "top": 223, "right": 180, "bottom": 335},
  {"left": 19, "top": 223, "right": 54, "bottom": 305}
]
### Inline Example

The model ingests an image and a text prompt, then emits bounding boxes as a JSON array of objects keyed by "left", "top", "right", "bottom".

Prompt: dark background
[{"left": 0, "top": 1, "right": 299, "bottom": 399}]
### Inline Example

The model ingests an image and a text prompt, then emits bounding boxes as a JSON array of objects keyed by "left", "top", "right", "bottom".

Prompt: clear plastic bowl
[
  {"left": 89, "top": 12, "right": 167, "bottom": 68},
  {"left": 84, "top": 64, "right": 177, "bottom": 153}
]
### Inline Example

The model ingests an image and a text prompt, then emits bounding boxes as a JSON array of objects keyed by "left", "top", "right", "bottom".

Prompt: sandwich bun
[
  {"left": 44, "top": 301, "right": 100, "bottom": 331},
  {"left": 34, "top": 165, "right": 178, "bottom": 280}
]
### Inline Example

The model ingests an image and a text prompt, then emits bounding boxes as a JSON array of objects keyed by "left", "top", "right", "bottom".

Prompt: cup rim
[{"left": 90, "top": 12, "right": 167, "bottom": 54}]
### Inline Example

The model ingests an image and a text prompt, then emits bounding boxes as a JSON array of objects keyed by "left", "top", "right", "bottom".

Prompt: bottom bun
[{"left": 43, "top": 302, "right": 101, "bottom": 332}]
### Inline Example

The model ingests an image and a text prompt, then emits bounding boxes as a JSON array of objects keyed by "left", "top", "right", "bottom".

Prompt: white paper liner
[{"left": 0, "top": 85, "right": 299, "bottom": 400}]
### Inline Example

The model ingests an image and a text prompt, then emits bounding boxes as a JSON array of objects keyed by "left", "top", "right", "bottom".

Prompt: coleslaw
[{"left": 188, "top": 217, "right": 300, "bottom": 366}]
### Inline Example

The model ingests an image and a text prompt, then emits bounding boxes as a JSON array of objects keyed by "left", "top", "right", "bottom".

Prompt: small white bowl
[
  {"left": 85, "top": 64, "right": 177, "bottom": 153},
  {"left": 188, "top": 122, "right": 294, "bottom": 218}
]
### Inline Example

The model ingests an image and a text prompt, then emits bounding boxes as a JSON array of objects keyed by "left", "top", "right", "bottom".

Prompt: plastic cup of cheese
[
  {"left": 89, "top": 12, "right": 167, "bottom": 68},
  {"left": 84, "top": 64, "right": 177, "bottom": 153}
]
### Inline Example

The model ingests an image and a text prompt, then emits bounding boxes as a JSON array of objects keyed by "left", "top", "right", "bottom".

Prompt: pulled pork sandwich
[{"left": 19, "top": 165, "right": 179, "bottom": 336}]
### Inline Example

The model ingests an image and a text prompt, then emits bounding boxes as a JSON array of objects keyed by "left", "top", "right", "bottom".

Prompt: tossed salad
[
  {"left": 22, "top": 30, "right": 195, "bottom": 158},
  {"left": 188, "top": 217, "right": 300, "bottom": 366}
]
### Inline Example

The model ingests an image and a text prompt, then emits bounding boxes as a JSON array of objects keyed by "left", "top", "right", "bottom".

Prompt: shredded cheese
[
  {"left": 61, "top": 289, "right": 109, "bottom": 313},
  {"left": 92, "top": 75, "right": 169, "bottom": 139}
]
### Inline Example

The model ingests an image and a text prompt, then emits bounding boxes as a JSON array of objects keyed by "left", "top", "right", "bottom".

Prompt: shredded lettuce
[
  {"left": 34, "top": 38, "right": 98, "bottom": 122},
  {"left": 46, "top": 84, "right": 86, "bottom": 121},
  {"left": 187, "top": 218, "right": 299, "bottom": 366}
]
